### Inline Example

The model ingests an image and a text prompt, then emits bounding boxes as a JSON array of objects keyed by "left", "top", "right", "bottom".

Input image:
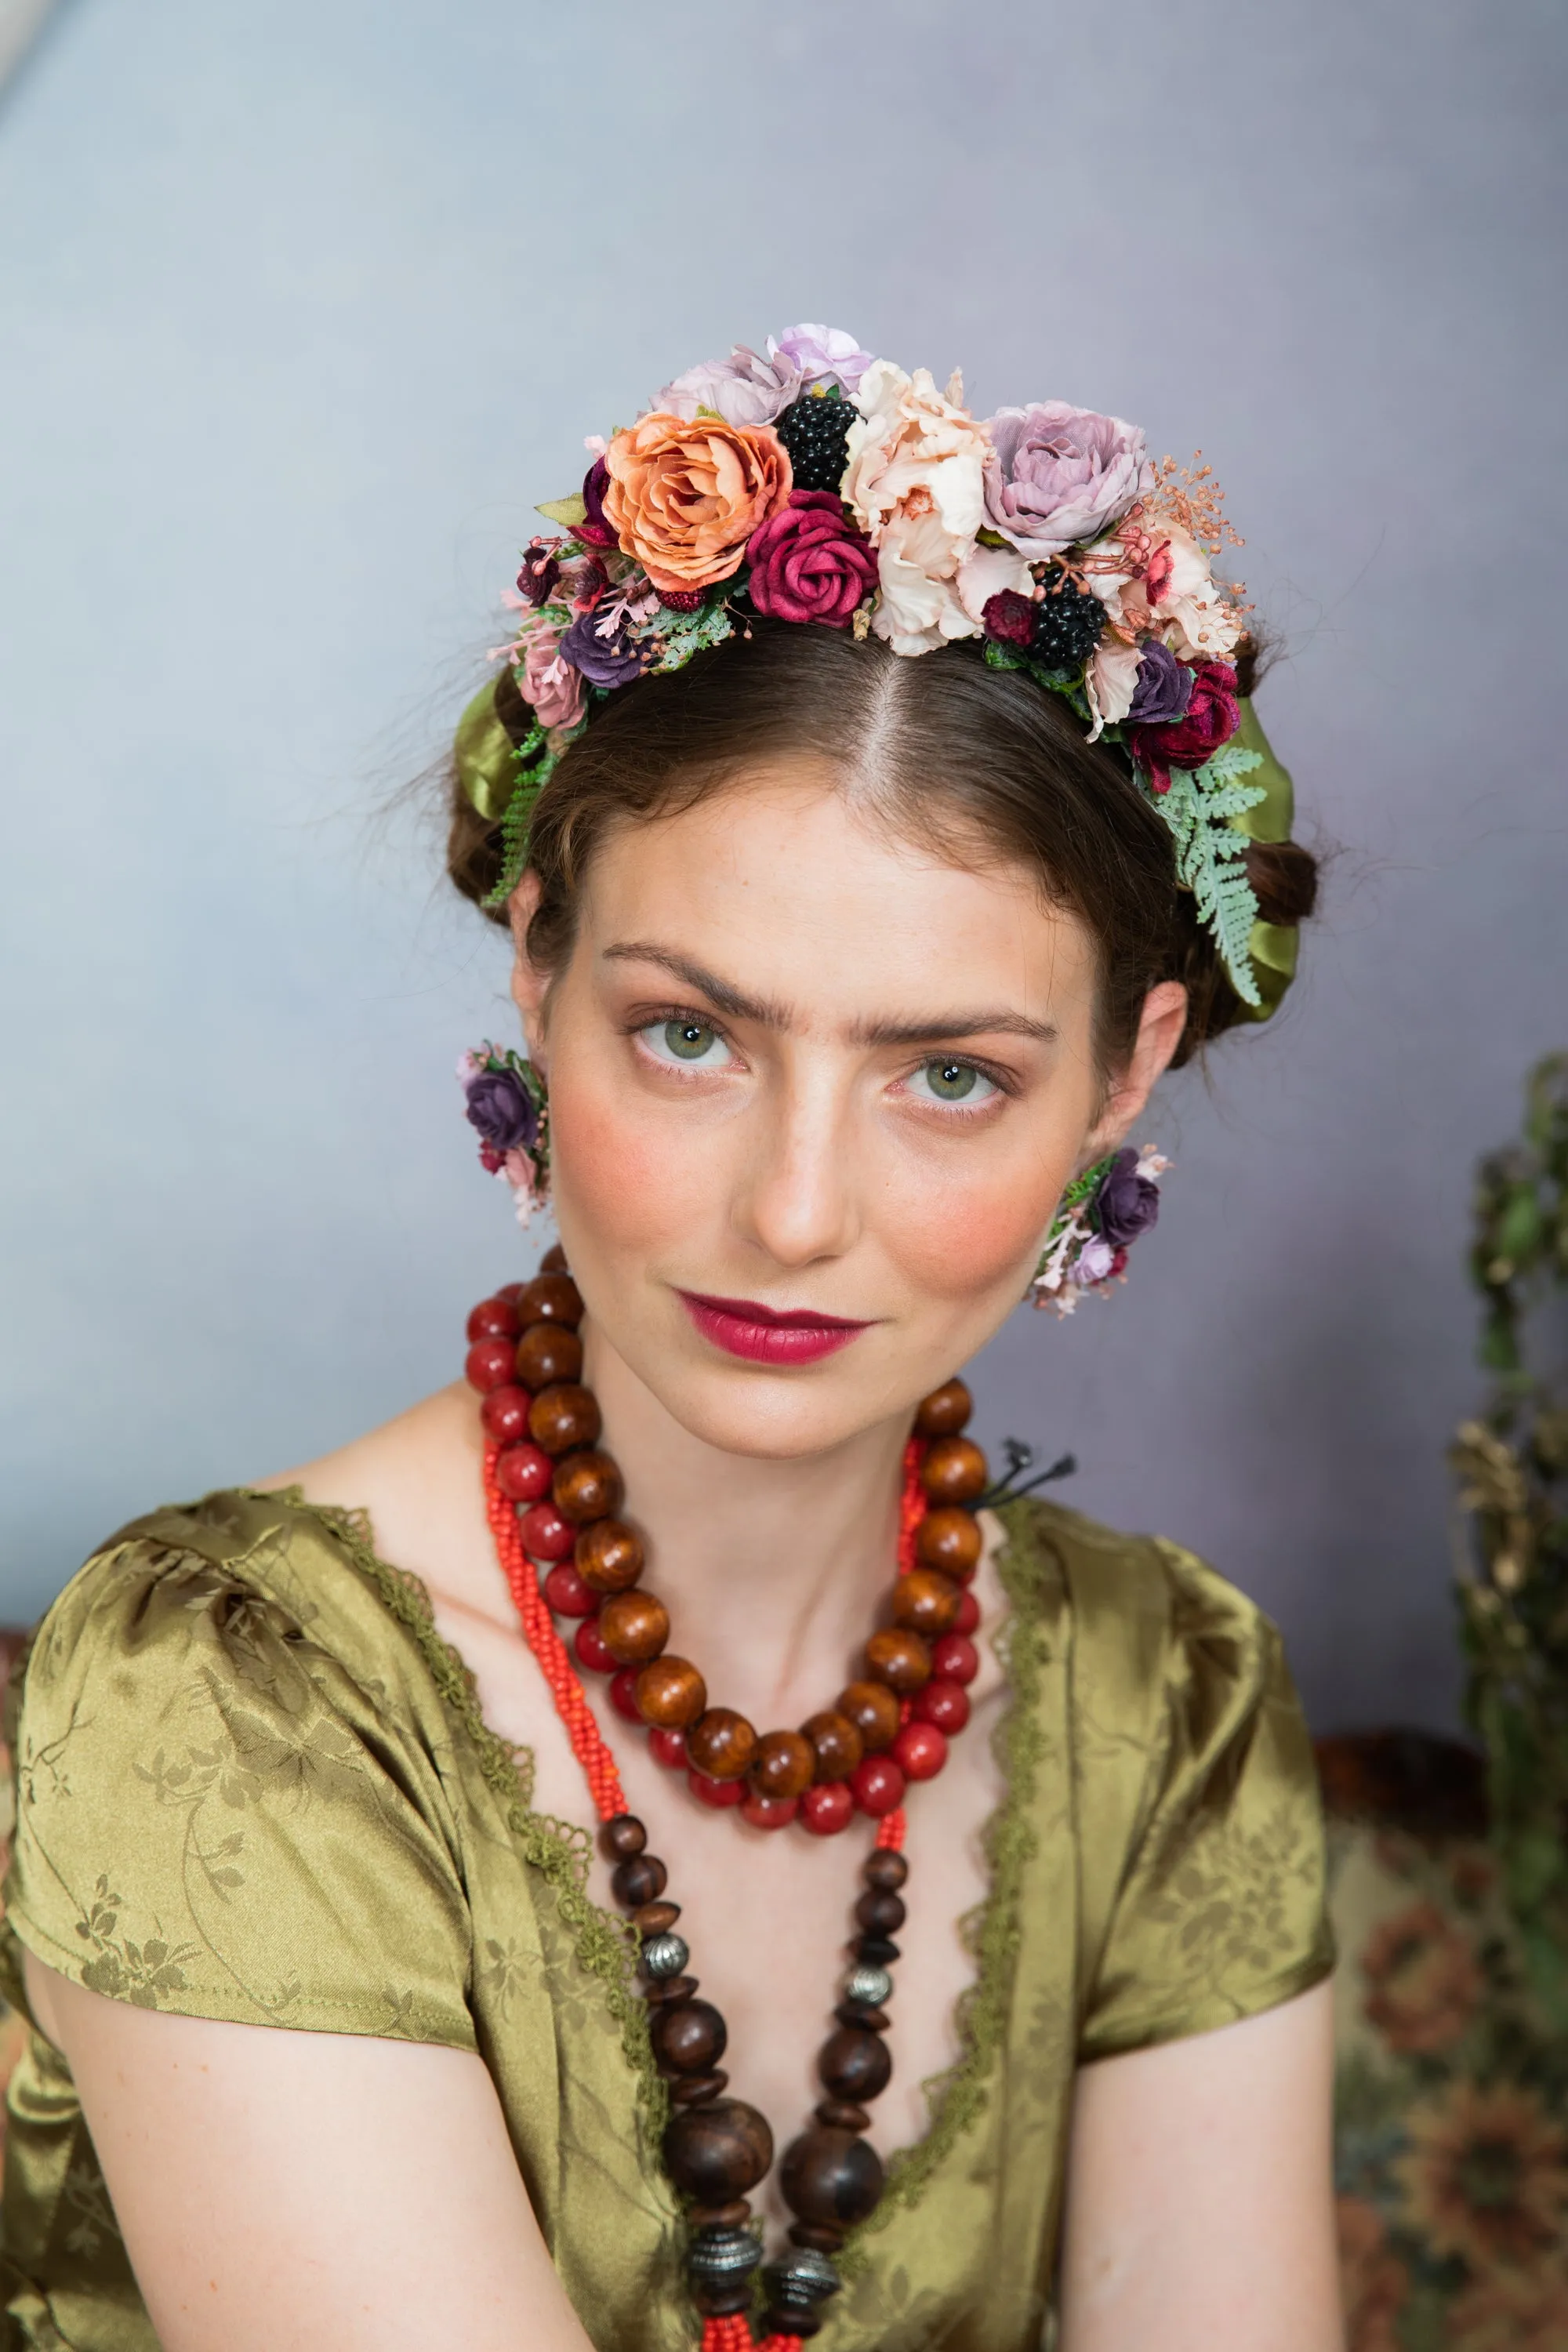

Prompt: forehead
[{"left": 576, "top": 770, "right": 1098, "bottom": 1034}]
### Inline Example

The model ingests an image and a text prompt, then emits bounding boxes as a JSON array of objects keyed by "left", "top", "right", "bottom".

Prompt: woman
[{"left": 2, "top": 328, "right": 1341, "bottom": 2351}]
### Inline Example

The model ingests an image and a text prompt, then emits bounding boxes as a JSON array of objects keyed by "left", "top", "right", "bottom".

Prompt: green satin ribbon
[
  {"left": 1227, "top": 697, "right": 1299, "bottom": 1022},
  {"left": 453, "top": 675, "right": 1302, "bottom": 1022},
  {"left": 455, "top": 679, "right": 517, "bottom": 822}
]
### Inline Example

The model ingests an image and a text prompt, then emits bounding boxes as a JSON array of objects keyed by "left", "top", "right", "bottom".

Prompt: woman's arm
[
  {"left": 24, "top": 1951, "right": 595, "bottom": 2352},
  {"left": 1058, "top": 1980, "right": 1344, "bottom": 2352}
]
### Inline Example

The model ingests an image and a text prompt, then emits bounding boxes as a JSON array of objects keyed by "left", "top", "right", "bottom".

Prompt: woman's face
[{"left": 513, "top": 764, "right": 1184, "bottom": 1460}]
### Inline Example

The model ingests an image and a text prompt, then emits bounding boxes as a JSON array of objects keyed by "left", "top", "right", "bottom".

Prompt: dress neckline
[{"left": 248, "top": 1484, "right": 1059, "bottom": 2256}]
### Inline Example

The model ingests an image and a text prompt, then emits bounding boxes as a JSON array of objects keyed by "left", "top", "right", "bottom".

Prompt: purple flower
[
  {"left": 1095, "top": 1149, "right": 1161, "bottom": 1248},
  {"left": 1125, "top": 640, "right": 1194, "bottom": 727},
  {"left": 983, "top": 401, "right": 1153, "bottom": 560},
  {"left": 657, "top": 345, "right": 800, "bottom": 428},
  {"left": 765, "top": 323, "right": 876, "bottom": 397},
  {"left": 560, "top": 605, "right": 647, "bottom": 688},
  {"left": 465, "top": 1068, "right": 538, "bottom": 1153}
]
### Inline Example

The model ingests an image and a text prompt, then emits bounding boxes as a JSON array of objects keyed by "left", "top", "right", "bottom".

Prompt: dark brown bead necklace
[{"left": 470, "top": 1254, "right": 993, "bottom": 2344}]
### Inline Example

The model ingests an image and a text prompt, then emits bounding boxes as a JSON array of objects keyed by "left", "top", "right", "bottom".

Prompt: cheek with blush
[
  {"left": 546, "top": 1062, "right": 711, "bottom": 1270},
  {"left": 878, "top": 1149, "right": 1075, "bottom": 1312}
]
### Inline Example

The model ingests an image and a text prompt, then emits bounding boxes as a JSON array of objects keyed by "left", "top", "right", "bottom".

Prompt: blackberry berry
[
  {"left": 1031, "top": 565, "right": 1105, "bottom": 669},
  {"left": 775, "top": 392, "right": 854, "bottom": 495}
]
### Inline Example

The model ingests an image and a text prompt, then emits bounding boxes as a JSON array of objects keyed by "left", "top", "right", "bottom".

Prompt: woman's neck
[{"left": 582, "top": 1317, "right": 911, "bottom": 1728}]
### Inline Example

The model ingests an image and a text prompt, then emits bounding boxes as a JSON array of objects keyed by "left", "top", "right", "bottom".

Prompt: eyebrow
[{"left": 601, "top": 942, "right": 1058, "bottom": 1048}]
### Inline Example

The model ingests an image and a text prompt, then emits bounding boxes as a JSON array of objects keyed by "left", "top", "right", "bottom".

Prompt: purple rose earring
[
  {"left": 459, "top": 1044, "right": 550, "bottom": 1225},
  {"left": 1030, "top": 1145, "right": 1168, "bottom": 1315}
]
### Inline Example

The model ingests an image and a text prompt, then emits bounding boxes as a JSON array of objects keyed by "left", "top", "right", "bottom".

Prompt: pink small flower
[{"left": 517, "top": 617, "right": 588, "bottom": 730}]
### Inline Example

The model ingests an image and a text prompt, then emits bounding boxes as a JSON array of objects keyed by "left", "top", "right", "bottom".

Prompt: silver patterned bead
[
  {"left": 844, "top": 1962, "right": 893, "bottom": 2008},
  {"left": 687, "top": 2226, "right": 763, "bottom": 2283},
  {"left": 760, "top": 2246, "right": 840, "bottom": 2316},
  {"left": 641, "top": 1931, "right": 691, "bottom": 1980}
]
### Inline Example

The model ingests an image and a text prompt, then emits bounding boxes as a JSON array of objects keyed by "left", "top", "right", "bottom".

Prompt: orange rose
[{"left": 602, "top": 411, "right": 791, "bottom": 594}]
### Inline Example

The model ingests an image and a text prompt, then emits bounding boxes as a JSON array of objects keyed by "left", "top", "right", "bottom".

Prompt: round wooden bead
[
  {"left": 817, "top": 2026, "right": 892, "bottom": 2104},
  {"left": 662, "top": 2099, "right": 773, "bottom": 2204},
  {"left": 864, "top": 1627, "right": 931, "bottom": 1695},
  {"left": 892, "top": 1568, "right": 963, "bottom": 1637},
  {"left": 467, "top": 1296, "right": 521, "bottom": 1343},
  {"left": 919, "top": 1435, "right": 988, "bottom": 1506},
  {"left": 649, "top": 1997, "right": 728, "bottom": 2076},
  {"left": 780, "top": 2126, "right": 884, "bottom": 2227},
  {"left": 645, "top": 1975, "right": 698, "bottom": 2006},
  {"left": 529, "top": 1383, "right": 601, "bottom": 1456},
  {"left": 913, "top": 1377, "right": 972, "bottom": 1437},
  {"left": 689, "top": 1768, "right": 746, "bottom": 1809},
  {"left": 953, "top": 1587, "right": 980, "bottom": 1636},
  {"left": 848, "top": 1755, "right": 904, "bottom": 1819},
  {"left": 552, "top": 1450, "right": 622, "bottom": 1524},
  {"left": 893, "top": 1721, "right": 948, "bottom": 1781},
  {"left": 608, "top": 1850, "right": 664, "bottom": 1906},
  {"left": 913, "top": 1677, "right": 971, "bottom": 1734},
  {"left": 601, "top": 1814, "right": 646, "bottom": 1860},
  {"left": 835, "top": 2002, "right": 890, "bottom": 2034},
  {"left": 862, "top": 1849, "right": 908, "bottom": 1892},
  {"left": 815, "top": 2100, "right": 870, "bottom": 2133},
  {"left": 837, "top": 1680, "right": 901, "bottom": 1753},
  {"left": 494, "top": 1440, "right": 554, "bottom": 1503},
  {"left": 598, "top": 1590, "right": 670, "bottom": 1665},
  {"left": 801, "top": 1711, "right": 863, "bottom": 1782},
  {"left": 855, "top": 1889, "right": 906, "bottom": 1936},
  {"left": 516, "top": 1272, "right": 583, "bottom": 1329},
  {"left": 479, "top": 1385, "right": 532, "bottom": 1445},
  {"left": 633, "top": 1900, "right": 681, "bottom": 1936},
  {"left": 539, "top": 1242, "right": 568, "bottom": 1274},
  {"left": 635, "top": 1656, "right": 707, "bottom": 1730},
  {"left": 749, "top": 1730, "right": 815, "bottom": 1801},
  {"left": 688, "top": 2199, "right": 752, "bottom": 2230},
  {"left": 575, "top": 1519, "right": 644, "bottom": 1594},
  {"left": 687, "top": 1709, "right": 758, "bottom": 1782},
  {"left": 799, "top": 1782, "right": 853, "bottom": 1836},
  {"left": 543, "top": 1563, "right": 597, "bottom": 1617},
  {"left": 669, "top": 2069, "right": 729, "bottom": 2107},
  {"left": 915, "top": 1507, "right": 982, "bottom": 1581},
  {"left": 519, "top": 1500, "right": 575, "bottom": 1562},
  {"left": 514, "top": 1321, "right": 584, "bottom": 1392},
  {"left": 931, "top": 1631, "right": 978, "bottom": 1685},
  {"left": 465, "top": 1337, "right": 519, "bottom": 1393},
  {"left": 741, "top": 1793, "right": 798, "bottom": 1831}
]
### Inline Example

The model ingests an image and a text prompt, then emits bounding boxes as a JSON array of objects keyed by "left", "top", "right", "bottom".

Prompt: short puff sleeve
[
  {"left": 5, "top": 1531, "right": 476, "bottom": 2049},
  {"left": 1072, "top": 1529, "right": 1333, "bottom": 2061}
]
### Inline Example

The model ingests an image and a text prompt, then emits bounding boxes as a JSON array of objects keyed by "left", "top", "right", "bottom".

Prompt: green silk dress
[{"left": 0, "top": 1487, "right": 1332, "bottom": 2352}]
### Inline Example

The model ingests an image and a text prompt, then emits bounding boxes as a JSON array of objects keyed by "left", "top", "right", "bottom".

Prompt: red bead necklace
[
  {"left": 466, "top": 1250, "right": 987, "bottom": 1838},
  {"left": 466, "top": 1253, "right": 992, "bottom": 2345}
]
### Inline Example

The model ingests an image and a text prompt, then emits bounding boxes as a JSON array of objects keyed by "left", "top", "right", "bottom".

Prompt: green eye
[
  {"left": 909, "top": 1058, "right": 997, "bottom": 1106},
  {"left": 662, "top": 1019, "right": 721, "bottom": 1062}
]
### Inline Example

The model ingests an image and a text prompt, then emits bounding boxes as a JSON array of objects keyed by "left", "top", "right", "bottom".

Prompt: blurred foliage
[{"left": 1450, "top": 1052, "right": 1568, "bottom": 2031}]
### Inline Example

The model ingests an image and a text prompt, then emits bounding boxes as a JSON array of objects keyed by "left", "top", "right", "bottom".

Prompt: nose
[{"left": 733, "top": 1058, "right": 862, "bottom": 1271}]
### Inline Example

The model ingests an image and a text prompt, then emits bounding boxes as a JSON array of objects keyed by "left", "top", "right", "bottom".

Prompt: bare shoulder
[{"left": 253, "top": 1383, "right": 512, "bottom": 1637}]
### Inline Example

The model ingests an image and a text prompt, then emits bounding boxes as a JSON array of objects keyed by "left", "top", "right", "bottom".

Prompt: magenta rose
[
  {"left": 744, "top": 490, "right": 877, "bottom": 626},
  {"left": 1131, "top": 659, "right": 1240, "bottom": 793}
]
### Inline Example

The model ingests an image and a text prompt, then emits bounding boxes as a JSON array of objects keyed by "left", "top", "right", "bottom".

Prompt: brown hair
[{"left": 446, "top": 624, "right": 1316, "bottom": 1071}]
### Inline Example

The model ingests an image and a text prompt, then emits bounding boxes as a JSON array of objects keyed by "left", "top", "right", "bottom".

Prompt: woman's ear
[
  {"left": 507, "top": 871, "right": 550, "bottom": 1069},
  {"left": 1085, "top": 981, "right": 1188, "bottom": 1160}
]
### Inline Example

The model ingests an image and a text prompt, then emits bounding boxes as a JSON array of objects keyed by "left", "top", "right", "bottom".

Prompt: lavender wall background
[{"left": 2, "top": 0, "right": 1563, "bottom": 1730}]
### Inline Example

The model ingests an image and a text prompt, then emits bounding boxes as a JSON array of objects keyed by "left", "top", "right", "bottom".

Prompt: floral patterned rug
[{"left": 1321, "top": 1733, "right": 1568, "bottom": 2351}]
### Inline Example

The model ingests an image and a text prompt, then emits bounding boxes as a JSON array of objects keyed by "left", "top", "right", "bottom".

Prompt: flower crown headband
[{"left": 456, "top": 322, "right": 1301, "bottom": 1013}]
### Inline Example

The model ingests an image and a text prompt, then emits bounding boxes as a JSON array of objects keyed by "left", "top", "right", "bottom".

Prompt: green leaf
[
  {"left": 535, "top": 494, "right": 586, "bottom": 528},
  {"left": 1147, "top": 751, "right": 1268, "bottom": 1004}
]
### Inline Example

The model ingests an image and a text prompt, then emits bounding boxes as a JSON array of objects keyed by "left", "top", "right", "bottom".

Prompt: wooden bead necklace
[
  {"left": 467, "top": 1249, "right": 993, "bottom": 2343},
  {"left": 466, "top": 1247, "right": 988, "bottom": 1838}
]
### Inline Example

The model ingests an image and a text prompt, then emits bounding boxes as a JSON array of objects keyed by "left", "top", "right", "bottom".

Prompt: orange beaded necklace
[{"left": 467, "top": 1251, "right": 992, "bottom": 2344}]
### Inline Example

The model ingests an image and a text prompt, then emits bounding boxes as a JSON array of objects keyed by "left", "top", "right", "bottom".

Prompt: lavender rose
[
  {"left": 1095, "top": 1149, "right": 1161, "bottom": 1247},
  {"left": 465, "top": 1068, "right": 538, "bottom": 1154},
  {"left": 745, "top": 490, "right": 877, "bottom": 626},
  {"left": 983, "top": 401, "right": 1152, "bottom": 560},
  {"left": 766, "top": 322, "right": 876, "bottom": 397},
  {"left": 656, "top": 344, "right": 800, "bottom": 429},
  {"left": 560, "top": 606, "right": 647, "bottom": 688},
  {"left": 1125, "top": 639, "right": 1194, "bottom": 727}
]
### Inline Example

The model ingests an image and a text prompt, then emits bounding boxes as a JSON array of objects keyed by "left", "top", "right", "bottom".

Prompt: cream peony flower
[
  {"left": 954, "top": 542, "right": 1034, "bottom": 626},
  {"left": 843, "top": 362, "right": 989, "bottom": 558}
]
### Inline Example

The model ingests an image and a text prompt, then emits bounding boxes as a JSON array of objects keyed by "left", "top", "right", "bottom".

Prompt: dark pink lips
[{"left": 677, "top": 1290, "right": 872, "bottom": 1366}]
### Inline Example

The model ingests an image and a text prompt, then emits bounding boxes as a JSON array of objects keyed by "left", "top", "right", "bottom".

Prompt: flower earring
[
  {"left": 459, "top": 1044, "right": 550, "bottom": 1225},
  {"left": 1030, "top": 1145, "right": 1169, "bottom": 1316}
]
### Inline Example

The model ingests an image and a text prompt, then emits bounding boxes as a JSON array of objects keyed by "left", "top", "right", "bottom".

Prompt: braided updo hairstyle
[{"left": 445, "top": 623, "right": 1316, "bottom": 1073}]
